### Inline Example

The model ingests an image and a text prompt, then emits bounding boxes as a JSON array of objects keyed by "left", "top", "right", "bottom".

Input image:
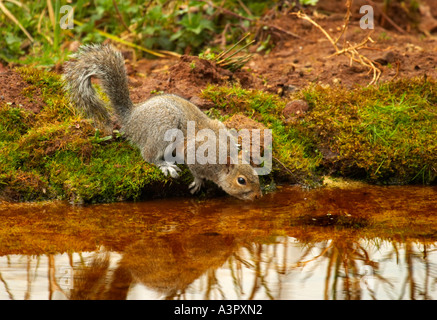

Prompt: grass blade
[
  {"left": 73, "top": 20, "right": 180, "bottom": 58},
  {"left": 53, "top": 0, "right": 61, "bottom": 51},
  {"left": 0, "top": 0, "right": 34, "bottom": 42}
]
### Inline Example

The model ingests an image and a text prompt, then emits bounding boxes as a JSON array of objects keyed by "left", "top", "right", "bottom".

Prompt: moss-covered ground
[
  {"left": 0, "top": 67, "right": 435, "bottom": 203},
  {"left": 202, "top": 78, "right": 436, "bottom": 186},
  {"left": 0, "top": 67, "right": 193, "bottom": 203}
]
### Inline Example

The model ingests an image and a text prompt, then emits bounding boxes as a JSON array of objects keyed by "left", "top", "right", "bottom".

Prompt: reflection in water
[
  {"left": 0, "top": 186, "right": 436, "bottom": 300},
  {"left": 1, "top": 238, "right": 436, "bottom": 300}
]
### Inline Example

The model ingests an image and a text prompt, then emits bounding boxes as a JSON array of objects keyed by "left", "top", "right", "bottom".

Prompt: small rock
[
  {"left": 283, "top": 84, "right": 299, "bottom": 94},
  {"left": 406, "top": 43, "right": 424, "bottom": 52},
  {"left": 282, "top": 100, "right": 309, "bottom": 119},
  {"left": 374, "top": 51, "right": 398, "bottom": 66},
  {"left": 223, "top": 114, "right": 269, "bottom": 165},
  {"left": 300, "top": 20, "right": 313, "bottom": 29},
  {"left": 189, "top": 96, "right": 215, "bottom": 109},
  {"left": 332, "top": 78, "right": 341, "bottom": 85}
]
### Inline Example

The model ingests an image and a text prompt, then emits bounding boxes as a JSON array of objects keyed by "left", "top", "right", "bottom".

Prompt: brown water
[{"left": 0, "top": 185, "right": 436, "bottom": 300}]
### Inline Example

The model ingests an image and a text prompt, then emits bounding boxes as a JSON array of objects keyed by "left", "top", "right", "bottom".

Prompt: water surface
[{"left": 1, "top": 185, "right": 436, "bottom": 300}]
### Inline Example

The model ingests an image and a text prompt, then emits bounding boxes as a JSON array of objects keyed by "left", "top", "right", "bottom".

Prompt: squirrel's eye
[{"left": 237, "top": 177, "right": 246, "bottom": 185}]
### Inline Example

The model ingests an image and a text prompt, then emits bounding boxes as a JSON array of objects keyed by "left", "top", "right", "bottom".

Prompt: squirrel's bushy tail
[{"left": 63, "top": 44, "right": 133, "bottom": 127}]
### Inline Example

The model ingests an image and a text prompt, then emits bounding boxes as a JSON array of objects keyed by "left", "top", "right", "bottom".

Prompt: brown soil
[
  {"left": 247, "top": 11, "right": 437, "bottom": 92},
  {"left": 0, "top": 63, "right": 44, "bottom": 113},
  {"left": 0, "top": 1, "right": 436, "bottom": 113},
  {"left": 125, "top": 1, "right": 436, "bottom": 106},
  {"left": 129, "top": 55, "right": 233, "bottom": 107}
]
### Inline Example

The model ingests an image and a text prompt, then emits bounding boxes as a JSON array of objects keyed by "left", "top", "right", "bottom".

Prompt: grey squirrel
[{"left": 63, "top": 44, "right": 262, "bottom": 201}]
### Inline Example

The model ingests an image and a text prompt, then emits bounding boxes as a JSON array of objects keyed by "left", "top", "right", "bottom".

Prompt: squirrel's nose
[{"left": 254, "top": 192, "right": 262, "bottom": 200}]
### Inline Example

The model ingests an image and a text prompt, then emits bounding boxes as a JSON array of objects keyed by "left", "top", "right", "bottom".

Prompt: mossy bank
[{"left": 0, "top": 66, "right": 435, "bottom": 203}]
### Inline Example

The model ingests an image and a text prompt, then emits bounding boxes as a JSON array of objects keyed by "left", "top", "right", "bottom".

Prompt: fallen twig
[
  {"left": 112, "top": 0, "right": 130, "bottom": 32},
  {"left": 261, "top": 21, "right": 303, "bottom": 40},
  {"left": 334, "top": 0, "right": 352, "bottom": 46},
  {"left": 272, "top": 156, "right": 299, "bottom": 180},
  {"left": 390, "top": 60, "right": 401, "bottom": 81},
  {"left": 367, "top": 0, "right": 406, "bottom": 34},
  {"left": 292, "top": 7, "right": 381, "bottom": 86}
]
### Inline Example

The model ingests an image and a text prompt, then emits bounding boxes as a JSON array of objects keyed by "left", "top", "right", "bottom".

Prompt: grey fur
[{"left": 63, "top": 44, "right": 262, "bottom": 200}]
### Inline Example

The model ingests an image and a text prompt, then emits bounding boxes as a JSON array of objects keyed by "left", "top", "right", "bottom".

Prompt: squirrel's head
[{"left": 217, "top": 163, "right": 262, "bottom": 201}]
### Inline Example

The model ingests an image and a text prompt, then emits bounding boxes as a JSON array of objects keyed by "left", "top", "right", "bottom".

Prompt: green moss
[
  {"left": 0, "top": 105, "right": 34, "bottom": 141},
  {"left": 297, "top": 77, "right": 436, "bottom": 184},
  {"left": 45, "top": 142, "right": 189, "bottom": 203},
  {"left": 0, "top": 67, "right": 188, "bottom": 203},
  {"left": 202, "top": 77, "right": 436, "bottom": 186},
  {"left": 1, "top": 65, "right": 435, "bottom": 203},
  {"left": 18, "top": 67, "right": 77, "bottom": 123}
]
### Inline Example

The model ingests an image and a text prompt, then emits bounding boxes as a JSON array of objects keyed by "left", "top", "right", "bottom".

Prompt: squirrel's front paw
[
  {"left": 158, "top": 162, "right": 181, "bottom": 178},
  {"left": 189, "top": 178, "right": 203, "bottom": 194}
]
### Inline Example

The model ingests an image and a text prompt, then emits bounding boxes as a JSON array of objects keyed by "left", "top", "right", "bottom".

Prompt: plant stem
[{"left": 53, "top": 0, "right": 61, "bottom": 51}]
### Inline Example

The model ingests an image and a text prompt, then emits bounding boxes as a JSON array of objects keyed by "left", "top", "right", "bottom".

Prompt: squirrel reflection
[
  {"left": 69, "top": 232, "right": 236, "bottom": 300},
  {"left": 66, "top": 196, "right": 274, "bottom": 300}
]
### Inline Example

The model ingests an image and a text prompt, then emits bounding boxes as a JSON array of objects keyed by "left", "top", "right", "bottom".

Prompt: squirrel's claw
[
  {"left": 158, "top": 162, "right": 180, "bottom": 178},
  {"left": 189, "top": 178, "right": 203, "bottom": 194}
]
